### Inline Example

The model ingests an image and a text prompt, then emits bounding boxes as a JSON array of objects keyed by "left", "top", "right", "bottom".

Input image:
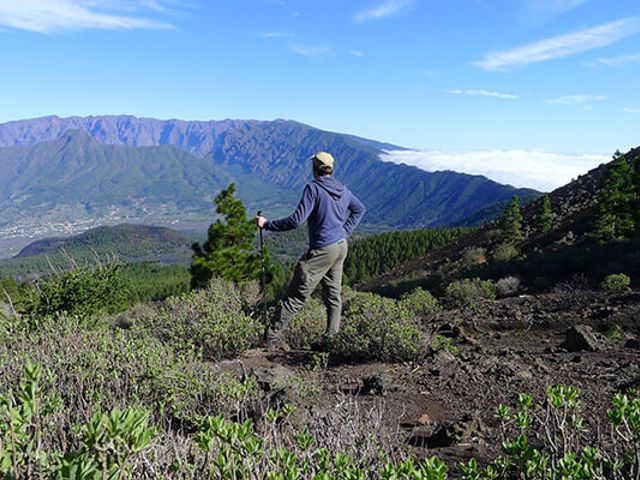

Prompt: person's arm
[
  {"left": 343, "top": 190, "right": 365, "bottom": 235},
  {"left": 264, "top": 185, "right": 316, "bottom": 232}
]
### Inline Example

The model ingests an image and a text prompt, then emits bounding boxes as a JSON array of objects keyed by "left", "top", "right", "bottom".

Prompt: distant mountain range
[{"left": 0, "top": 115, "right": 541, "bottom": 257}]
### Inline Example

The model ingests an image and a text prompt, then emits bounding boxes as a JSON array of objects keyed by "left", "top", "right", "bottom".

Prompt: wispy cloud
[
  {"left": 287, "top": 43, "right": 331, "bottom": 58},
  {"left": 447, "top": 89, "right": 520, "bottom": 100},
  {"left": 354, "top": 0, "right": 413, "bottom": 22},
  {"left": 259, "top": 31, "right": 294, "bottom": 39},
  {"left": 622, "top": 108, "right": 640, "bottom": 114},
  {"left": 547, "top": 94, "right": 606, "bottom": 105},
  {"left": 381, "top": 149, "right": 608, "bottom": 190},
  {"left": 474, "top": 17, "right": 640, "bottom": 71},
  {"left": 527, "top": 0, "right": 588, "bottom": 18},
  {"left": 348, "top": 49, "right": 365, "bottom": 57},
  {"left": 0, "top": 0, "right": 176, "bottom": 33},
  {"left": 587, "top": 52, "right": 640, "bottom": 67}
]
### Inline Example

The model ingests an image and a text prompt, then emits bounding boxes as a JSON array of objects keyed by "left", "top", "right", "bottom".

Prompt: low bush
[
  {"left": 331, "top": 292, "right": 429, "bottom": 362},
  {"left": 601, "top": 273, "right": 631, "bottom": 294},
  {"left": 130, "top": 278, "right": 260, "bottom": 359},
  {"left": 22, "top": 261, "right": 128, "bottom": 321},
  {"left": 4, "top": 363, "right": 640, "bottom": 479},
  {"left": 399, "top": 287, "right": 442, "bottom": 317},
  {"left": 283, "top": 297, "right": 326, "bottom": 349},
  {"left": 495, "top": 276, "right": 521, "bottom": 297},
  {"left": 430, "top": 334, "right": 459, "bottom": 355},
  {"left": 492, "top": 243, "right": 519, "bottom": 263},
  {"left": 462, "top": 247, "right": 487, "bottom": 266},
  {"left": 444, "top": 278, "right": 496, "bottom": 308}
]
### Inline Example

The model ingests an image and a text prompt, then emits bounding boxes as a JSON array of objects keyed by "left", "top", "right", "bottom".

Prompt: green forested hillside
[
  {"left": 344, "top": 227, "right": 472, "bottom": 284},
  {"left": 0, "top": 224, "right": 195, "bottom": 277},
  {"left": 0, "top": 130, "right": 296, "bottom": 234},
  {"left": 0, "top": 116, "right": 540, "bottom": 234}
]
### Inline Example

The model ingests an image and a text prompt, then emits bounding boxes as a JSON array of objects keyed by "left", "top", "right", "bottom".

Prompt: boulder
[
  {"left": 625, "top": 338, "right": 640, "bottom": 350},
  {"left": 562, "top": 325, "right": 600, "bottom": 352}
]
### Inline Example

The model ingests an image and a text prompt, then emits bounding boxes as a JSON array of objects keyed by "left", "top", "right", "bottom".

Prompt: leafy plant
[
  {"left": 22, "top": 260, "right": 127, "bottom": 322},
  {"left": 131, "top": 278, "right": 260, "bottom": 359},
  {"left": 399, "top": 287, "right": 442, "bottom": 317},
  {"left": 331, "top": 292, "right": 429, "bottom": 362},
  {"left": 600, "top": 273, "right": 631, "bottom": 294},
  {"left": 282, "top": 297, "right": 326, "bottom": 349},
  {"left": 430, "top": 334, "right": 459, "bottom": 355},
  {"left": 492, "top": 243, "right": 519, "bottom": 263},
  {"left": 445, "top": 278, "right": 496, "bottom": 308}
]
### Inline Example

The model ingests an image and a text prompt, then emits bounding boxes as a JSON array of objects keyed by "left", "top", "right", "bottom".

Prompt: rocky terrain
[{"left": 224, "top": 287, "right": 640, "bottom": 473}]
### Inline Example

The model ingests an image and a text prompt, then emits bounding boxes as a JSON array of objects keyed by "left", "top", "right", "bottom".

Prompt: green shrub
[
  {"left": 462, "top": 247, "right": 487, "bottom": 266},
  {"left": 445, "top": 278, "right": 496, "bottom": 308},
  {"left": 399, "top": 287, "right": 441, "bottom": 317},
  {"left": 604, "top": 324, "right": 626, "bottom": 340},
  {"left": 22, "top": 261, "right": 128, "bottom": 321},
  {"left": 131, "top": 278, "right": 260, "bottom": 359},
  {"left": 283, "top": 297, "right": 326, "bottom": 349},
  {"left": 492, "top": 243, "right": 519, "bottom": 263},
  {"left": 601, "top": 273, "right": 631, "bottom": 294},
  {"left": 331, "top": 292, "right": 428, "bottom": 362},
  {"left": 430, "top": 334, "right": 459, "bottom": 354}
]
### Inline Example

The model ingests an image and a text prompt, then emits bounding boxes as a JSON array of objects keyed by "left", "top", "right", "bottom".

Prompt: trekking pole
[
  {"left": 257, "top": 211, "right": 267, "bottom": 295},
  {"left": 257, "top": 211, "right": 270, "bottom": 340}
]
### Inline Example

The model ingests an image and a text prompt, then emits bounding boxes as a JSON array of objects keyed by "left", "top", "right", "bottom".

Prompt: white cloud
[
  {"left": 259, "top": 31, "right": 294, "bottom": 39},
  {"left": 622, "top": 108, "right": 640, "bottom": 114},
  {"left": 287, "top": 43, "right": 331, "bottom": 58},
  {"left": 0, "top": 0, "right": 175, "bottom": 33},
  {"left": 447, "top": 89, "right": 520, "bottom": 100},
  {"left": 354, "top": 0, "right": 413, "bottom": 22},
  {"left": 474, "top": 17, "right": 640, "bottom": 71},
  {"left": 547, "top": 94, "right": 606, "bottom": 105},
  {"left": 380, "top": 149, "right": 609, "bottom": 191},
  {"left": 528, "top": 0, "right": 588, "bottom": 17},
  {"left": 348, "top": 49, "right": 365, "bottom": 57},
  {"left": 588, "top": 52, "right": 640, "bottom": 67}
]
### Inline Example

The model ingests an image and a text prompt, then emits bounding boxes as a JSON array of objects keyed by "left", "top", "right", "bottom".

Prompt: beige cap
[{"left": 310, "top": 151, "right": 334, "bottom": 172}]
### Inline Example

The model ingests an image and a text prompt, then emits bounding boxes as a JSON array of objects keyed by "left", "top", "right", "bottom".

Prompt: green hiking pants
[{"left": 267, "top": 239, "right": 348, "bottom": 341}]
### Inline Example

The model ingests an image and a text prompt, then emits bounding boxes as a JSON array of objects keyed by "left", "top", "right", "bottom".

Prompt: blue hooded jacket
[{"left": 264, "top": 176, "right": 365, "bottom": 249}]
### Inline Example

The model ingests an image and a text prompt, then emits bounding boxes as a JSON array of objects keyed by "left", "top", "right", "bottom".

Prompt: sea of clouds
[{"left": 380, "top": 149, "right": 610, "bottom": 191}]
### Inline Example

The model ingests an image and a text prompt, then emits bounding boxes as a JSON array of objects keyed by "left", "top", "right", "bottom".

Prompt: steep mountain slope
[
  {"left": 362, "top": 148, "right": 637, "bottom": 295},
  {"left": 0, "top": 224, "right": 195, "bottom": 276},
  {"left": 0, "top": 130, "right": 292, "bottom": 231},
  {"left": 0, "top": 115, "right": 540, "bottom": 230}
]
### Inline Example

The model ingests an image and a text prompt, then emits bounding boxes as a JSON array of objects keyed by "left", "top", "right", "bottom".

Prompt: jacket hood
[{"left": 313, "top": 176, "right": 345, "bottom": 200}]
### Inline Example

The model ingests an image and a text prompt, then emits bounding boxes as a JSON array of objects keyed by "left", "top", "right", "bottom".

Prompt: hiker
[{"left": 256, "top": 151, "right": 365, "bottom": 349}]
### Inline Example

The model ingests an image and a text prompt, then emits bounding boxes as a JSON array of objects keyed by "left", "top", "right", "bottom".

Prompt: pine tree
[
  {"left": 594, "top": 153, "right": 636, "bottom": 243},
  {"left": 190, "top": 183, "right": 263, "bottom": 289},
  {"left": 537, "top": 194, "right": 553, "bottom": 234},
  {"left": 500, "top": 196, "right": 523, "bottom": 244}
]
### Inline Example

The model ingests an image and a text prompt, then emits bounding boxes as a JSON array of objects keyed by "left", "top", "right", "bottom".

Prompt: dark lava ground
[{"left": 222, "top": 290, "right": 640, "bottom": 471}]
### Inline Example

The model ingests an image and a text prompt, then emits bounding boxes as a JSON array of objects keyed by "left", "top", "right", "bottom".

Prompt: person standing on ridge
[{"left": 256, "top": 151, "right": 365, "bottom": 350}]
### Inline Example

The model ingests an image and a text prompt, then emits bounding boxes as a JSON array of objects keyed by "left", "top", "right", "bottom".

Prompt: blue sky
[{"left": 0, "top": 0, "right": 639, "bottom": 189}]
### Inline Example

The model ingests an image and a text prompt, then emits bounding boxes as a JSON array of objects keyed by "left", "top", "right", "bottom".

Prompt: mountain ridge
[{"left": 0, "top": 116, "right": 541, "bottom": 257}]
